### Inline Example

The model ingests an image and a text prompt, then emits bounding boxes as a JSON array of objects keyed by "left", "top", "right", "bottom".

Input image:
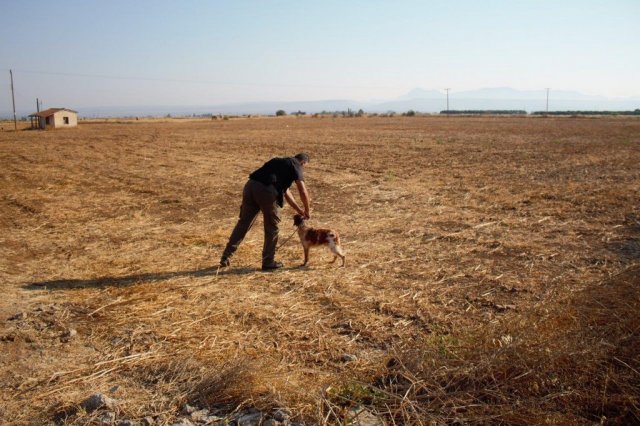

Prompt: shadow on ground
[
  {"left": 608, "top": 213, "right": 640, "bottom": 260},
  {"left": 22, "top": 265, "right": 300, "bottom": 290}
]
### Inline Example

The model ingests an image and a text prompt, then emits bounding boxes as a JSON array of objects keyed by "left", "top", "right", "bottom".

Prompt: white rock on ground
[
  {"left": 349, "top": 406, "right": 385, "bottom": 426},
  {"left": 190, "top": 408, "right": 210, "bottom": 422},
  {"left": 182, "top": 404, "right": 198, "bottom": 415},
  {"left": 80, "top": 393, "right": 118, "bottom": 412},
  {"left": 97, "top": 411, "right": 116, "bottom": 425},
  {"left": 172, "top": 418, "right": 195, "bottom": 426},
  {"left": 202, "top": 415, "right": 224, "bottom": 424}
]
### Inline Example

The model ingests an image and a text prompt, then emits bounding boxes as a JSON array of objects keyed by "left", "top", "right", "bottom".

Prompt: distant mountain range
[
  {"left": 5, "top": 87, "right": 640, "bottom": 118},
  {"left": 373, "top": 87, "right": 640, "bottom": 114},
  {"left": 402, "top": 87, "right": 617, "bottom": 101}
]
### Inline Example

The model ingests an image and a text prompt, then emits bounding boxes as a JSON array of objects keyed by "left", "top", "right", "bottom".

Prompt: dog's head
[{"left": 293, "top": 214, "right": 306, "bottom": 227}]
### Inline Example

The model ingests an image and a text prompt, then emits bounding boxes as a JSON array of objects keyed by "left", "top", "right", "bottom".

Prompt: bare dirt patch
[{"left": 1, "top": 116, "right": 638, "bottom": 424}]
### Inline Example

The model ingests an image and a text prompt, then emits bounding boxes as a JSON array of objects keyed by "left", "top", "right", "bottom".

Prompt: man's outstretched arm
[{"left": 285, "top": 180, "right": 311, "bottom": 218}]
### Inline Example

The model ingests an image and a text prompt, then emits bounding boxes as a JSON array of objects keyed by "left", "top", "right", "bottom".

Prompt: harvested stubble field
[{"left": 1, "top": 116, "right": 639, "bottom": 425}]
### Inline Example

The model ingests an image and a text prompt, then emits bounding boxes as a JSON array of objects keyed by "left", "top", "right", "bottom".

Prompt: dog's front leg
[{"left": 302, "top": 246, "right": 309, "bottom": 266}]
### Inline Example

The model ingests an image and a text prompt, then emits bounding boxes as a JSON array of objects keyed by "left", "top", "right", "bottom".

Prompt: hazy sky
[{"left": 1, "top": 0, "right": 639, "bottom": 114}]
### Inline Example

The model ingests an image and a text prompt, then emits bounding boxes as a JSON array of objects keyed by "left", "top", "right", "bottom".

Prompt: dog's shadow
[{"left": 23, "top": 266, "right": 261, "bottom": 291}]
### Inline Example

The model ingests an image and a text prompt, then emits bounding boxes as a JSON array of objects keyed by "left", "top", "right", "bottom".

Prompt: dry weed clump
[
  {"left": 1, "top": 116, "right": 639, "bottom": 424},
  {"left": 323, "top": 264, "right": 639, "bottom": 424}
]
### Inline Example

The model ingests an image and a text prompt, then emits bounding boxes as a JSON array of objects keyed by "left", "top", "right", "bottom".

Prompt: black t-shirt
[{"left": 249, "top": 157, "right": 304, "bottom": 204}]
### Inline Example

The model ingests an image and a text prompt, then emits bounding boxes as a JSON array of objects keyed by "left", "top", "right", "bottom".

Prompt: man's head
[{"left": 294, "top": 152, "right": 310, "bottom": 166}]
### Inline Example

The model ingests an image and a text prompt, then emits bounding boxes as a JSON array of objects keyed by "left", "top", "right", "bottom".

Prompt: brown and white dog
[{"left": 293, "top": 214, "right": 345, "bottom": 267}]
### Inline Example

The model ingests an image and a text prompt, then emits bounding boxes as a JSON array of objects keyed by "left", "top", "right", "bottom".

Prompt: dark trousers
[{"left": 222, "top": 179, "right": 281, "bottom": 265}]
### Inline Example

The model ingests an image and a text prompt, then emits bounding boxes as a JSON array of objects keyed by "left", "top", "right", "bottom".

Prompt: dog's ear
[{"left": 293, "top": 214, "right": 303, "bottom": 226}]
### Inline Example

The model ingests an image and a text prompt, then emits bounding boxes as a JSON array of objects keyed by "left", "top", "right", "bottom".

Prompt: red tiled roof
[{"left": 29, "top": 108, "right": 77, "bottom": 117}]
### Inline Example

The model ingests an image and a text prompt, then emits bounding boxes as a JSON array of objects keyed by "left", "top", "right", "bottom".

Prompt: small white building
[{"left": 29, "top": 108, "right": 78, "bottom": 130}]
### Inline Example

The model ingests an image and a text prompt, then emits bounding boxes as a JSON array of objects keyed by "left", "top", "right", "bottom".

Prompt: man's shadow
[{"left": 23, "top": 266, "right": 261, "bottom": 291}]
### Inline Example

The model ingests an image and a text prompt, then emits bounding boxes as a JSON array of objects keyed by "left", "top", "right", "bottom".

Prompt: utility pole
[
  {"left": 445, "top": 88, "right": 450, "bottom": 114},
  {"left": 36, "top": 98, "right": 41, "bottom": 112},
  {"left": 545, "top": 88, "right": 550, "bottom": 114},
  {"left": 10, "top": 69, "right": 17, "bottom": 131}
]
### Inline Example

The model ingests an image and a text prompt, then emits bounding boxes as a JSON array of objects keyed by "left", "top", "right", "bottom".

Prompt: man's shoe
[
  {"left": 261, "top": 261, "right": 283, "bottom": 271},
  {"left": 220, "top": 257, "right": 231, "bottom": 268}
]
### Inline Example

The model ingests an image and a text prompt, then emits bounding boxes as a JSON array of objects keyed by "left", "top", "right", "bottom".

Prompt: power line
[
  {"left": 10, "top": 70, "right": 17, "bottom": 131},
  {"left": 4, "top": 68, "right": 412, "bottom": 91},
  {"left": 445, "top": 88, "right": 450, "bottom": 113},
  {"left": 545, "top": 88, "right": 550, "bottom": 113}
]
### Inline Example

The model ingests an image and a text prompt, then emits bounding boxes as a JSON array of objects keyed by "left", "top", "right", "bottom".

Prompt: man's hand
[{"left": 285, "top": 188, "right": 310, "bottom": 219}]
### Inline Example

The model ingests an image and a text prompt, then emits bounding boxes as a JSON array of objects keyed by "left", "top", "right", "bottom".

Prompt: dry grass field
[{"left": 1, "top": 116, "right": 639, "bottom": 425}]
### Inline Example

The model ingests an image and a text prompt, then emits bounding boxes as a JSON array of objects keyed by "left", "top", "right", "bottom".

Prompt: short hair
[{"left": 295, "top": 152, "right": 310, "bottom": 163}]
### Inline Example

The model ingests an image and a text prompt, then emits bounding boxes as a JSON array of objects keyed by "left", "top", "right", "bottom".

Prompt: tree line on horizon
[
  {"left": 5, "top": 108, "right": 639, "bottom": 122},
  {"left": 440, "top": 109, "right": 640, "bottom": 115},
  {"left": 275, "top": 109, "right": 640, "bottom": 117}
]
